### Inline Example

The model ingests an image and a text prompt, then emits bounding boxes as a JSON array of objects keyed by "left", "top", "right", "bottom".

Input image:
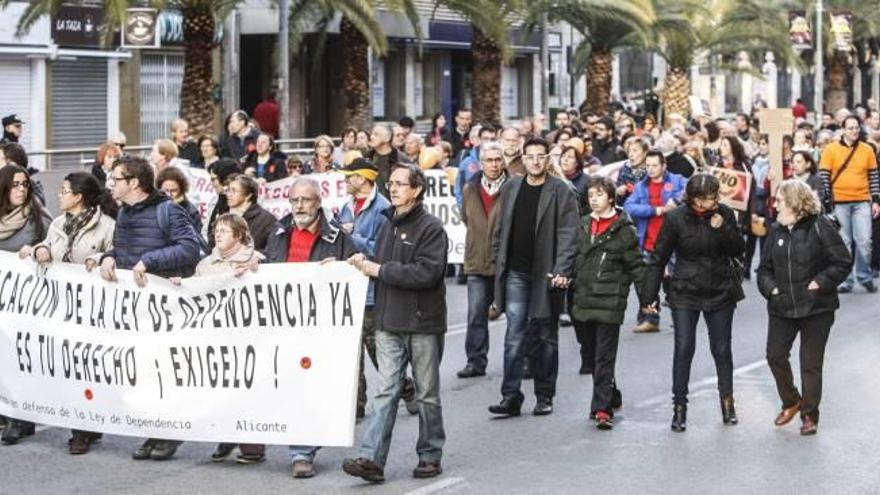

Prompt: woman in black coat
[
  {"left": 640, "top": 174, "right": 745, "bottom": 432},
  {"left": 757, "top": 180, "right": 851, "bottom": 435}
]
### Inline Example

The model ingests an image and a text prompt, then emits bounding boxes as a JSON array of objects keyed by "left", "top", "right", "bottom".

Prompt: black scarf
[{"left": 61, "top": 207, "right": 97, "bottom": 262}]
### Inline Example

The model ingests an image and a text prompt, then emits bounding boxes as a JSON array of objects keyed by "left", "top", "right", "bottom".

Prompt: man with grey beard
[{"left": 264, "top": 176, "right": 357, "bottom": 479}]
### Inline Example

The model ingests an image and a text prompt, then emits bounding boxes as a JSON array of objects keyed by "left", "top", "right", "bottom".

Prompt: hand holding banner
[{"left": 0, "top": 253, "right": 367, "bottom": 446}]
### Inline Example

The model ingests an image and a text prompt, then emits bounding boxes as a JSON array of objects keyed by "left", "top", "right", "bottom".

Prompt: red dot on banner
[
  {"left": 300, "top": 357, "right": 312, "bottom": 370},
  {"left": 84, "top": 389, "right": 94, "bottom": 400}
]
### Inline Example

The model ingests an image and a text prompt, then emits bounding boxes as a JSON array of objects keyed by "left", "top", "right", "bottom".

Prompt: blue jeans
[
  {"left": 358, "top": 330, "right": 445, "bottom": 468},
  {"left": 501, "top": 271, "right": 559, "bottom": 403},
  {"left": 289, "top": 445, "right": 320, "bottom": 462},
  {"left": 671, "top": 306, "right": 735, "bottom": 405},
  {"left": 465, "top": 275, "right": 494, "bottom": 372},
  {"left": 835, "top": 202, "right": 873, "bottom": 287}
]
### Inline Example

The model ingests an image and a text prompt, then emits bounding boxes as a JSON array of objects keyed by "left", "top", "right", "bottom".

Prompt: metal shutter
[
  {"left": 0, "top": 57, "right": 33, "bottom": 152},
  {"left": 139, "top": 52, "right": 184, "bottom": 144},
  {"left": 50, "top": 59, "right": 108, "bottom": 168}
]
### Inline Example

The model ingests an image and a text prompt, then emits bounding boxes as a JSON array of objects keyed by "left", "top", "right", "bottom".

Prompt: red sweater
[
  {"left": 478, "top": 186, "right": 496, "bottom": 216},
  {"left": 644, "top": 180, "right": 665, "bottom": 252},
  {"left": 591, "top": 214, "right": 619, "bottom": 237},
  {"left": 286, "top": 226, "right": 320, "bottom": 262}
]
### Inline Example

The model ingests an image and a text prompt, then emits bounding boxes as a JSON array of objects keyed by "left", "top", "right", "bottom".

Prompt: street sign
[
  {"left": 122, "top": 8, "right": 160, "bottom": 48},
  {"left": 51, "top": 5, "right": 102, "bottom": 48}
]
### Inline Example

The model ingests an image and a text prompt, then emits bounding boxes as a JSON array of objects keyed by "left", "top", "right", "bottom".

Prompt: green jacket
[{"left": 571, "top": 210, "right": 644, "bottom": 325}]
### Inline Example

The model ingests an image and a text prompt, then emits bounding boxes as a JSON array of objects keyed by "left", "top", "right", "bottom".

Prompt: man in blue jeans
[
  {"left": 819, "top": 115, "right": 880, "bottom": 293},
  {"left": 344, "top": 163, "right": 448, "bottom": 483},
  {"left": 457, "top": 142, "right": 508, "bottom": 378},
  {"left": 488, "top": 137, "right": 579, "bottom": 417}
]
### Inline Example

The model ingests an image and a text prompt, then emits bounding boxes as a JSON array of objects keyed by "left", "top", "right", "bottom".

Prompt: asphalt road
[{"left": 2, "top": 276, "right": 880, "bottom": 494}]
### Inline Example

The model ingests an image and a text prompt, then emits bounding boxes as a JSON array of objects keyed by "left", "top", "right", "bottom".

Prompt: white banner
[
  {"left": 423, "top": 169, "right": 465, "bottom": 264},
  {"left": 180, "top": 165, "right": 466, "bottom": 264},
  {"left": 0, "top": 252, "right": 367, "bottom": 446}
]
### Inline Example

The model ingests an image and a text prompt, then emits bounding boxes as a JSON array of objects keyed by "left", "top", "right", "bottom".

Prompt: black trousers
[
  {"left": 574, "top": 320, "right": 621, "bottom": 415},
  {"left": 766, "top": 312, "right": 834, "bottom": 423},
  {"left": 671, "top": 306, "right": 735, "bottom": 405}
]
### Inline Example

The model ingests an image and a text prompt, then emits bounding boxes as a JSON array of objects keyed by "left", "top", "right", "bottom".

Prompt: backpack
[{"left": 156, "top": 200, "right": 210, "bottom": 256}]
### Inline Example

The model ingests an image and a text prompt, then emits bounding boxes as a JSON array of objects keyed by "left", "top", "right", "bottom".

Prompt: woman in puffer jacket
[
  {"left": 757, "top": 180, "right": 851, "bottom": 436},
  {"left": 19, "top": 172, "right": 115, "bottom": 453}
]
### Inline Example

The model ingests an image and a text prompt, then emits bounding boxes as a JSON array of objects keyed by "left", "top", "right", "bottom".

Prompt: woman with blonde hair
[
  {"left": 305, "top": 134, "right": 338, "bottom": 173},
  {"left": 757, "top": 180, "right": 851, "bottom": 436}
]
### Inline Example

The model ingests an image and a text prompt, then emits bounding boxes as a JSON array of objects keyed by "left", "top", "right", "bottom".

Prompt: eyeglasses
[
  {"left": 109, "top": 175, "right": 132, "bottom": 184},
  {"left": 289, "top": 196, "right": 318, "bottom": 205},
  {"left": 11, "top": 180, "right": 30, "bottom": 190},
  {"left": 384, "top": 181, "right": 412, "bottom": 191},
  {"left": 215, "top": 227, "right": 234, "bottom": 235},
  {"left": 522, "top": 154, "right": 548, "bottom": 163}
]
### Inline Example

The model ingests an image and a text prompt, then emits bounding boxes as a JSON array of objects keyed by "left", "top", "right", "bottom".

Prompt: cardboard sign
[{"left": 709, "top": 166, "right": 752, "bottom": 211}]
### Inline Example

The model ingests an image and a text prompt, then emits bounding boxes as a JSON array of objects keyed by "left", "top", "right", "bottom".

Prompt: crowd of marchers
[{"left": 0, "top": 94, "right": 877, "bottom": 483}]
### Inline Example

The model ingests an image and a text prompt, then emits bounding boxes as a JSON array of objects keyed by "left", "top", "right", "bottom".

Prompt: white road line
[
  {"left": 405, "top": 476, "right": 467, "bottom": 495},
  {"left": 633, "top": 358, "right": 768, "bottom": 409}
]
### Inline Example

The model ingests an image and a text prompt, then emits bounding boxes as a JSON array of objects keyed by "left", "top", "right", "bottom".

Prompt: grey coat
[{"left": 492, "top": 175, "right": 580, "bottom": 319}]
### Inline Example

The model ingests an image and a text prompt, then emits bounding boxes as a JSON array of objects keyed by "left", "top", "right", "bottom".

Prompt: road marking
[
  {"left": 405, "top": 476, "right": 467, "bottom": 495},
  {"left": 633, "top": 358, "right": 768, "bottom": 409}
]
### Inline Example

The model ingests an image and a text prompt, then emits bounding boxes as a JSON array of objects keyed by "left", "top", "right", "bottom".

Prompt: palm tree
[
  {"left": 556, "top": 0, "right": 654, "bottom": 116},
  {"left": 5, "top": 0, "right": 393, "bottom": 136},
  {"left": 434, "top": 0, "right": 516, "bottom": 124},
  {"left": 652, "top": 0, "right": 798, "bottom": 120},
  {"left": 289, "top": 0, "right": 421, "bottom": 130}
]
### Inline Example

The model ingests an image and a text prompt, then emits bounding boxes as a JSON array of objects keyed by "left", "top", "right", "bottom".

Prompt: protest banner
[
  {"left": 180, "top": 165, "right": 466, "bottom": 264},
  {"left": 0, "top": 252, "right": 368, "bottom": 446},
  {"left": 709, "top": 166, "right": 753, "bottom": 211},
  {"left": 423, "top": 169, "right": 465, "bottom": 264}
]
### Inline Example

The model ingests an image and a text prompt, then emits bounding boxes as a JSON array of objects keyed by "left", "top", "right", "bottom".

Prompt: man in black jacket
[
  {"left": 593, "top": 117, "right": 626, "bottom": 165},
  {"left": 262, "top": 176, "right": 357, "bottom": 478},
  {"left": 344, "top": 163, "right": 448, "bottom": 483},
  {"left": 489, "top": 137, "right": 580, "bottom": 417}
]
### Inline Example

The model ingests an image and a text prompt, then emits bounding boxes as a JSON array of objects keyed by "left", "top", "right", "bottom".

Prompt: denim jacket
[{"left": 337, "top": 186, "right": 391, "bottom": 306}]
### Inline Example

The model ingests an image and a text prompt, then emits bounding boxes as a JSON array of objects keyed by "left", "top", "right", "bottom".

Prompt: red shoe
[{"left": 595, "top": 411, "right": 613, "bottom": 430}]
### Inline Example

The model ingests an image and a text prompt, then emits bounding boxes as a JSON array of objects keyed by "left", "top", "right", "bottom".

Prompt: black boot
[
  {"left": 721, "top": 395, "right": 738, "bottom": 425},
  {"left": 1, "top": 420, "right": 35, "bottom": 445},
  {"left": 671, "top": 404, "right": 687, "bottom": 432},
  {"left": 488, "top": 398, "right": 522, "bottom": 417}
]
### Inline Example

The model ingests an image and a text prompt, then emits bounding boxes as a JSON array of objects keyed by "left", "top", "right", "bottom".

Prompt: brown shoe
[
  {"left": 68, "top": 435, "right": 90, "bottom": 455},
  {"left": 774, "top": 402, "right": 801, "bottom": 426},
  {"left": 343, "top": 457, "right": 385, "bottom": 483},
  {"left": 413, "top": 461, "right": 443, "bottom": 479},
  {"left": 633, "top": 321, "right": 660, "bottom": 333},
  {"left": 292, "top": 460, "right": 316, "bottom": 478},
  {"left": 800, "top": 416, "right": 818, "bottom": 436}
]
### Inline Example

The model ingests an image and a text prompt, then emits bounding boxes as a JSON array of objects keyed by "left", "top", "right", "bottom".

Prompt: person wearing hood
[
  {"left": 17, "top": 172, "right": 114, "bottom": 452},
  {"left": 572, "top": 176, "right": 644, "bottom": 430},
  {"left": 98, "top": 156, "right": 202, "bottom": 461}
]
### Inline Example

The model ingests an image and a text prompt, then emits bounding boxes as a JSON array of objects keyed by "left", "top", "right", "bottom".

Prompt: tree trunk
[
  {"left": 662, "top": 66, "right": 691, "bottom": 123},
  {"left": 180, "top": 8, "right": 216, "bottom": 137},
  {"left": 580, "top": 46, "right": 613, "bottom": 116},
  {"left": 472, "top": 28, "right": 502, "bottom": 124},
  {"left": 341, "top": 18, "right": 371, "bottom": 130},
  {"left": 825, "top": 53, "right": 849, "bottom": 113}
]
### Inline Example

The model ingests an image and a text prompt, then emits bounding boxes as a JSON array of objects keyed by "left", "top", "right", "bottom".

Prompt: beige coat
[
  {"left": 35, "top": 210, "right": 115, "bottom": 264},
  {"left": 194, "top": 243, "right": 265, "bottom": 277}
]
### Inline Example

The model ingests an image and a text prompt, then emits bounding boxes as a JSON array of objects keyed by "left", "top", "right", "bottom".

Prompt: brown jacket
[
  {"left": 505, "top": 154, "right": 525, "bottom": 177},
  {"left": 461, "top": 171, "right": 505, "bottom": 276}
]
